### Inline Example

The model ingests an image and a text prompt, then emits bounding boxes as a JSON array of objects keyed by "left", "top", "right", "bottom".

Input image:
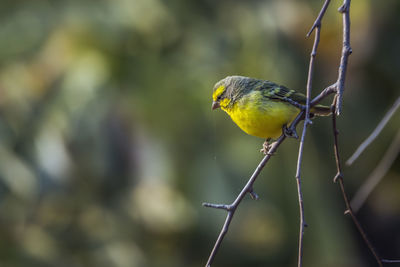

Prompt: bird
[{"left": 211, "top": 76, "right": 331, "bottom": 153}]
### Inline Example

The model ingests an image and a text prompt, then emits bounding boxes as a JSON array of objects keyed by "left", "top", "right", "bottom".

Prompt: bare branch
[
  {"left": 382, "top": 259, "right": 400, "bottom": 264},
  {"left": 306, "top": 0, "right": 331, "bottom": 37},
  {"left": 346, "top": 96, "right": 400, "bottom": 165},
  {"left": 335, "top": 0, "right": 352, "bottom": 115},
  {"left": 202, "top": 203, "right": 232, "bottom": 211},
  {"left": 203, "top": 132, "right": 287, "bottom": 267},
  {"left": 204, "top": 1, "right": 400, "bottom": 266},
  {"left": 331, "top": 2, "right": 400, "bottom": 263},
  {"left": 294, "top": 1, "right": 331, "bottom": 265},
  {"left": 310, "top": 83, "right": 337, "bottom": 106},
  {"left": 351, "top": 130, "right": 400, "bottom": 212},
  {"left": 331, "top": 100, "right": 383, "bottom": 267}
]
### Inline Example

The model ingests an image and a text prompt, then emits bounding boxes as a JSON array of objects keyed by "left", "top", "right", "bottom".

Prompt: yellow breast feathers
[{"left": 222, "top": 90, "right": 299, "bottom": 139}]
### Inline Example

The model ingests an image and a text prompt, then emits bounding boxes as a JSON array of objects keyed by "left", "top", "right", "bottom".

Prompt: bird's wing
[{"left": 259, "top": 81, "right": 307, "bottom": 107}]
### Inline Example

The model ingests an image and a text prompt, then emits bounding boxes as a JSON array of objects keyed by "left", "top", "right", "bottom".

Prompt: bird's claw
[{"left": 260, "top": 139, "right": 274, "bottom": 155}]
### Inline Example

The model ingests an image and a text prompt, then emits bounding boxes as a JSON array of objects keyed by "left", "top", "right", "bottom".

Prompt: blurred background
[{"left": 0, "top": 0, "right": 399, "bottom": 266}]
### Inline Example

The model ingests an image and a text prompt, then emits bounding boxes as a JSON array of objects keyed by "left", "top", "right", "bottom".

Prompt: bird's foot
[
  {"left": 260, "top": 139, "right": 273, "bottom": 155},
  {"left": 283, "top": 125, "right": 298, "bottom": 139}
]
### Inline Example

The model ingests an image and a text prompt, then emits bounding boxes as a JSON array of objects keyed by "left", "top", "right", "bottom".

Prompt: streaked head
[{"left": 212, "top": 76, "right": 244, "bottom": 110}]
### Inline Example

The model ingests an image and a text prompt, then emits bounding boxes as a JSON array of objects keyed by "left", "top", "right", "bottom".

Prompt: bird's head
[{"left": 212, "top": 76, "right": 243, "bottom": 110}]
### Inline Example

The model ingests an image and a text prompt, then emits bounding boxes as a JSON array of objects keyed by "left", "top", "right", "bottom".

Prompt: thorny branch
[
  {"left": 204, "top": 0, "right": 400, "bottom": 266},
  {"left": 331, "top": 97, "right": 384, "bottom": 267},
  {"left": 335, "top": 0, "right": 352, "bottom": 115},
  {"left": 294, "top": 1, "right": 331, "bottom": 266},
  {"left": 203, "top": 115, "right": 294, "bottom": 267}
]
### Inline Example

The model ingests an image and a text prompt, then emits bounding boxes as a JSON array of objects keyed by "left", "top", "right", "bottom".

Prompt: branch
[
  {"left": 346, "top": 96, "right": 400, "bottom": 165},
  {"left": 306, "top": 0, "right": 331, "bottom": 37},
  {"left": 351, "top": 129, "right": 400, "bottom": 212},
  {"left": 382, "top": 259, "right": 400, "bottom": 264},
  {"left": 331, "top": 2, "right": 400, "bottom": 264},
  {"left": 203, "top": 113, "right": 301, "bottom": 266},
  {"left": 331, "top": 100, "right": 383, "bottom": 267},
  {"left": 203, "top": 134, "right": 285, "bottom": 267},
  {"left": 294, "top": 1, "right": 331, "bottom": 265},
  {"left": 335, "top": 0, "right": 352, "bottom": 115},
  {"left": 310, "top": 84, "right": 337, "bottom": 106}
]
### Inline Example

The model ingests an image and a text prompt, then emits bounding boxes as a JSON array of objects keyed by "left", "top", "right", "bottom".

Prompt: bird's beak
[{"left": 212, "top": 101, "right": 220, "bottom": 110}]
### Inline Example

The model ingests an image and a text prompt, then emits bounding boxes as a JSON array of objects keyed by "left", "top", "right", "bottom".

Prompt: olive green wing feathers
[
  {"left": 257, "top": 80, "right": 331, "bottom": 116},
  {"left": 256, "top": 81, "right": 307, "bottom": 105}
]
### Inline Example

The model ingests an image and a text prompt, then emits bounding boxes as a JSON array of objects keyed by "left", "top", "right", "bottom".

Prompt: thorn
[
  {"left": 333, "top": 173, "right": 343, "bottom": 183},
  {"left": 306, "top": 27, "right": 315, "bottom": 38},
  {"left": 249, "top": 191, "right": 259, "bottom": 200},
  {"left": 304, "top": 222, "right": 309, "bottom": 228},
  {"left": 338, "top": 3, "right": 349, "bottom": 13},
  {"left": 307, "top": 21, "right": 321, "bottom": 37},
  {"left": 344, "top": 209, "right": 351, "bottom": 215}
]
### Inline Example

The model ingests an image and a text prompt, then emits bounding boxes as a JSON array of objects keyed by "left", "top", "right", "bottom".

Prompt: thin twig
[
  {"left": 203, "top": 133, "right": 286, "bottom": 267},
  {"left": 310, "top": 84, "right": 337, "bottom": 106},
  {"left": 335, "top": 0, "right": 352, "bottom": 115},
  {"left": 351, "top": 129, "right": 400, "bottom": 212},
  {"left": 307, "top": 0, "right": 331, "bottom": 37},
  {"left": 294, "top": 1, "right": 331, "bottom": 265},
  {"left": 331, "top": 100, "right": 383, "bottom": 267},
  {"left": 346, "top": 96, "right": 400, "bottom": 165},
  {"left": 331, "top": 1, "right": 400, "bottom": 264},
  {"left": 382, "top": 259, "right": 400, "bottom": 263}
]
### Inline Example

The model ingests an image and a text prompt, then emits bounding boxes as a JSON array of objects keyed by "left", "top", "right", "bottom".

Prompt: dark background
[{"left": 0, "top": 0, "right": 399, "bottom": 266}]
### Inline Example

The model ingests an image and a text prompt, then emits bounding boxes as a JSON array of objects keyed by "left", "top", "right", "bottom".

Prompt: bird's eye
[{"left": 217, "top": 95, "right": 222, "bottom": 100}]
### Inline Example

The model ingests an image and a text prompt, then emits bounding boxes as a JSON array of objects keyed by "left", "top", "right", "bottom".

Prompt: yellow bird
[{"left": 212, "top": 76, "right": 330, "bottom": 151}]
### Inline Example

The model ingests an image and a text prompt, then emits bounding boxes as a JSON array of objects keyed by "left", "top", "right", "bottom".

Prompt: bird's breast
[{"left": 222, "top": 91, "right": 299, "bottom": 139}]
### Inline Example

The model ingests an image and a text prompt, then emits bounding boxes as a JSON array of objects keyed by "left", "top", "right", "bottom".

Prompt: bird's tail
[{"left": 310, "top": 104, "right": 331, "bottom": 116}]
